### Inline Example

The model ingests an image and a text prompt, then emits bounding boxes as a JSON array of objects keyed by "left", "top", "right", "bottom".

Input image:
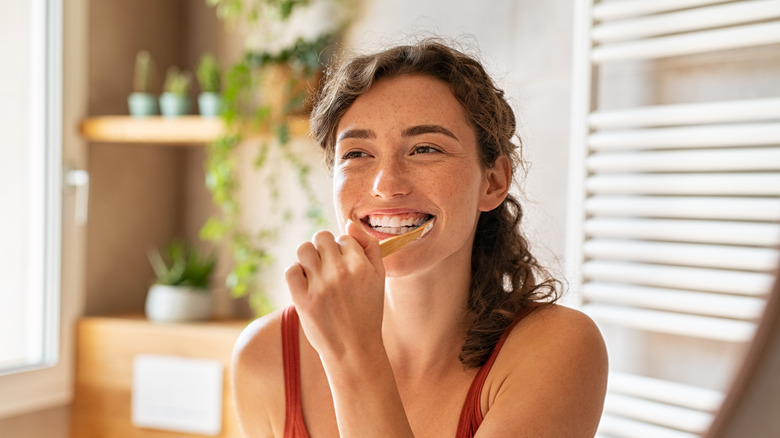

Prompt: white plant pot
[
  {"left": 198, "top": 92, "right": 223, "bottom": 117},
  {"left": 145, "top": 284, "right": 212, "bottom": 323}
]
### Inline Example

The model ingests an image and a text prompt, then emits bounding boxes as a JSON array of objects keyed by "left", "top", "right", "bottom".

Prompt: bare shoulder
[
  {"left": 516, "top": 303, "right": 606, "bottom": 350},
  {"left": 231, "top": 309, "right": 286, "bottom": 438},
  {"left": 503, "top": 303, "right": 608, "bottom": 379},
  {"left": 233, "top": 308, "right": 285, "bottom": 369},
  {"left": 478, "top": 304, "right": 608, "bottom": 437}
]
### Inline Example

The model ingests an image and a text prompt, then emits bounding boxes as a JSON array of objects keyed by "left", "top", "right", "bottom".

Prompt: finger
[
  {"left": 346, "top": 219, "right": 383, "bottom": 268},
  {"left": 335, "top": 233, "right": 366, "bottom": 258},
  {"left": 285, "top": 263, "right": 308, "bottom": 300},
  {"left": 296, "top": 241, "right": 321, "bottom": 273},
  {"left": 312, "top": 230, "right": 342, "bottom": 261},
  {"left": 344, "top": 219, "right": 372, "bottom": 250}
]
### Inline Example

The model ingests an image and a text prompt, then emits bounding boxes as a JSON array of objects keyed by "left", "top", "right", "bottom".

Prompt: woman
[{"left": 232, "top": 39, "right": 608, "bottom": 437}]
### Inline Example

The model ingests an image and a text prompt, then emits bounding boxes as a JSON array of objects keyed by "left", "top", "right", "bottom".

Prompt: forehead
[{"left": 336, "top": 74, "right": 474, "bottom": 138}]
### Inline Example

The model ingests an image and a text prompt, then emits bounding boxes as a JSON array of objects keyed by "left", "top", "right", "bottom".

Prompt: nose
[{"left": 371, "top": 158, "right": 412, "bottom": 199}]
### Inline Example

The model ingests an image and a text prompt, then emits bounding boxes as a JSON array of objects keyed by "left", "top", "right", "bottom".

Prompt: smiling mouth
[{"left": 365, "top": 214, "right": 434, "bottom": 235}]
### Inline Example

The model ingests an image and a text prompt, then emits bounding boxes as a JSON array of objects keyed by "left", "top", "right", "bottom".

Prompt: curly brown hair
[{"left": 310, "top": 38, "right": 560, "bottom": 369}]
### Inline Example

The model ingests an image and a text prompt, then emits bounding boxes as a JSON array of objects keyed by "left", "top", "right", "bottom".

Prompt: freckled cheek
[
  {"left": 332, "top": 171, "right": 362, "bottom": 222},
  {"left": 434, "top": 174, "right": 468, "bottom": 198},
  {"left": 434, "top": 171, "right": 484, "bottom": 213}
]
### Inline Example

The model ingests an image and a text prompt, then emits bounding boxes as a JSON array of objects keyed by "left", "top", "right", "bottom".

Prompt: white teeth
[
  {"left": 368, "top": 215, "right": 427, "bottom": 228},
  {"left": 367, "top": 215, "right": 430, "bottom": 235}
]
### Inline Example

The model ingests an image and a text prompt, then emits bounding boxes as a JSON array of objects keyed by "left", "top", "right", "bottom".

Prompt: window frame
[{"left": 0, "top": 0, "right": 66, "bottom": 418}]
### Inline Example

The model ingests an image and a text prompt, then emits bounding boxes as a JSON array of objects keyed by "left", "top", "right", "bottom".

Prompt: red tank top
[{"left": 281, "top": 305, "right": 535, "bottom": 437}]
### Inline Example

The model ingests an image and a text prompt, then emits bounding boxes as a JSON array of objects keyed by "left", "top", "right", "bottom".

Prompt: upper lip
[{"left": 360, "top": 208, "right": 434, "bottom": 218}]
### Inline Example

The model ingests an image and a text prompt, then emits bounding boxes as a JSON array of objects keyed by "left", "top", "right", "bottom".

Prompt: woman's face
[{"left": 333, "top": 74, "right": 501, "bottom": 276}]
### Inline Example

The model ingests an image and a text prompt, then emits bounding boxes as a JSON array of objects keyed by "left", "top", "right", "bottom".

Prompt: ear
[{"left": 478, "top": 155, "right": 511, "bottom": 212}]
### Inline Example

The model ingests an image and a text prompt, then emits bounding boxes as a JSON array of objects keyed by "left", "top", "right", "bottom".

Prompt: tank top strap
[
  {"left": 455, "top": 304, "right": 538, "bottom": 437},
  {"left": 281, "top": 306, "right": 310, "bottom": 438}
]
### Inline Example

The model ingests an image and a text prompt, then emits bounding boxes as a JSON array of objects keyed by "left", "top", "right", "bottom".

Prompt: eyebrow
[
  {"left": 337, "top": 128, "right": 375, "bottom": 143},
  {"left": 402, "top": 124, "right": 459, "bottom": 141},
  {"left": 337, "top": 124, "right": 459, "bottom": 143}
]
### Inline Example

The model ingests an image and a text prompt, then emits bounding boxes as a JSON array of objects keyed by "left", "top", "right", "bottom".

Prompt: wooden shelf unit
[
  {"left": 79, "top": 115, "right": 311, "bottom": 144},
  {"left": 73, "top": 113, "right": 313, "bottom": 436}
]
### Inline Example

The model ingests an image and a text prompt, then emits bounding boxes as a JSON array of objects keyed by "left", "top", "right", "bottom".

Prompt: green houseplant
[
  {"left": 159, "top": 66, "right": 193, "bottom": 117},
  {"left": 207, "top": 0, "right": 318, "bottom": 26},
  {"left": 201, "top": 0, "right": 353, "bottom": 316},
  {"left": 128, "top": 50, "right": 158, "bottom": 117},
  {"left": 145, "top": 241, "right": 217, "bottom": 322},
  {"left": 197, "top": 53, "right": 224, "bottom": 117}
]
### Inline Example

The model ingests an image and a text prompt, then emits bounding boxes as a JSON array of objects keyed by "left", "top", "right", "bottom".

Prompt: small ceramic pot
[
  {"left": 145, "top": 284, "right": 212, "bottom": 323},
  {"left": 127, "top": 92, "right": 158, "bottom": 117},
  {"left": 159, "top": 93, "right": 190, "bottom": 118},
  {"left": 198, "top": 92, "right": 224, "bottom": 117}
]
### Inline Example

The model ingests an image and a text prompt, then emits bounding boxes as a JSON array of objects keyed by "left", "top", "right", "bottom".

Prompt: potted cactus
[
  {"left": 159, "top": 67, "right": 192, "bottom": 117},
  {"left": 145, "top": 241, "right": 216, "bottom": 322},
  {"left": 196, "top": 53, "right": 224, "bottom": 117},
  {"left": 127, "top": 50, "right": 158, "bottom": 117}
]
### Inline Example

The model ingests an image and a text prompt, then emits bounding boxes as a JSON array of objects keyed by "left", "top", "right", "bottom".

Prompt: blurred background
[{"left": 1, "top": 0, "right": 779, "bottom": 437}]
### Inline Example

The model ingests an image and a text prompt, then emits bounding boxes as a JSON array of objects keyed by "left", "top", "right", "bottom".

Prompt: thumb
[{"left": 345, "top": 219, "right": 382, "bottom": 266}]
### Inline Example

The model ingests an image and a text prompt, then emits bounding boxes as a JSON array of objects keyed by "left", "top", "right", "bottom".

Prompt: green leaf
[
  {"left": 275, "top": 122, "right": 290, "bottom": 145},
  {"left": 200, "top": 217, "right": 231, "bottom": 242},
  {"left": 196, "top": 53, "right": 222, "bottom": 93},
  {"left": 148, "top": 241, "right": 215, "bottom": 289},
  {"left": 254, "top": 141, "right": 270, "bottom": 168}
]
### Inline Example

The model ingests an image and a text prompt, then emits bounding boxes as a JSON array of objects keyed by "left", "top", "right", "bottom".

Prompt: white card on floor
[{"left": 132, "top": 354, "right": 223, "bottom": 435}]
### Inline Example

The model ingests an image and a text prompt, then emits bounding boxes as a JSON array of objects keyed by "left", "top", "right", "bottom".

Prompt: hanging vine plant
[
  {"left": 200, "top": 34, "right": 335, "bottom": 315},
  {"left": 207, "top": 0, "right": 316, "bottom": 25},
  {"left": 200, "top": 0, "right": 351, "bottom": 316}
]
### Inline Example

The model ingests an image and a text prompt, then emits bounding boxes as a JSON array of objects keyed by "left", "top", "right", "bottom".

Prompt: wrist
[{"left": 321, "top": 339, "right": 391, "bottom": 384}]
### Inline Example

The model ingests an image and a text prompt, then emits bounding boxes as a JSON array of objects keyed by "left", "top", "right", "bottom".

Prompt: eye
[
  {"left": 411, "top": 144, "right": 442, "bottom": 155},
  {"left": 340, "top": 150, "right": 371, "bottom": 160}
]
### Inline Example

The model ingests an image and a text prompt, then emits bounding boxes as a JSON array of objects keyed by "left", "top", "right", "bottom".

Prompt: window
[
  {"left": 0, "top": 0, "right": 61, "bottom": 376},
  {"left": 567, "top": 1, "right": 780, "bottom": 436},
  {"left": 0, "top": 0, "right": 65, "bottom": 418}
]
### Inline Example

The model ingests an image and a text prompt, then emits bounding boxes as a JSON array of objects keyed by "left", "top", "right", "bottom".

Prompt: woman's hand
[
  {"left": 285, "top": 222, "right": 415, "bottom": 438},
  {"left": 285, "top": 220, "right": 386, "bottom": 363}
]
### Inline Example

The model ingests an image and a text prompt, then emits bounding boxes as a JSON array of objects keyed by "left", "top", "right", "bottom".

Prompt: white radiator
[{"left": 566, "top": 1, "right": 780, "bottom": 437}]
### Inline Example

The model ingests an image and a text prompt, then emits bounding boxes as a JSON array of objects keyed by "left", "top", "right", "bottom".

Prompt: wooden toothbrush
[{"left": 379, "top": 218, "right": 435, "bottom": 258}]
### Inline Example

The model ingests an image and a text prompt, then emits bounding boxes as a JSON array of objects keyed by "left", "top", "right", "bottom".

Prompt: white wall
[{"left": 344, "top": 0, "right": 576, "bottom": 277}]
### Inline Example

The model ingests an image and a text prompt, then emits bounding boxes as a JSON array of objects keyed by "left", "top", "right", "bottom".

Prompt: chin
[
  {"left": 382, "top": 255, "right": 421, "bottom": 278},
  {"left": 382, "top": 249, "right": 441, "bottom": 279}
]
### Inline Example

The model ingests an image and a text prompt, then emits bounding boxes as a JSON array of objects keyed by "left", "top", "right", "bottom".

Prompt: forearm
[{"left": 322, "top": 346, "right": 415, "bottom": 438}]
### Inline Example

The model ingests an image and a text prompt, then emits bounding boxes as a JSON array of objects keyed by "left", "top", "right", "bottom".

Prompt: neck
[{"left": 381, "top": 262, "right": 472, "bottom": 380}]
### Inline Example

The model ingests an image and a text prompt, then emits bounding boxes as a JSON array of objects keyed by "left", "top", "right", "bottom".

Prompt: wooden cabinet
[{"left": 70, "top": 315, "right": 248, "bottom": 438}]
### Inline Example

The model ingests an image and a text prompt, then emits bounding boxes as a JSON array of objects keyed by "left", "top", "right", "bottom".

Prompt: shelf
[
  {"left": 80, "top": 116, "right": 223, "bottom": 144},
  {"left": 80, "top": 115, "right": 311, "bottom": 145}
]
